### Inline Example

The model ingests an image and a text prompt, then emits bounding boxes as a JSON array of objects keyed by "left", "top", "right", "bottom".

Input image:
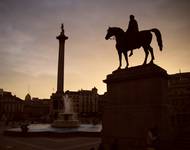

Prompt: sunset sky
[{"left": 0, "top": 0, "right": 190, "bottom": 99}]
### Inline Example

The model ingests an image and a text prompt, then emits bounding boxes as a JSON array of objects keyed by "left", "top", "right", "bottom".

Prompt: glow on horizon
[{"left": 0, "top": 0, "right": 189, "bottom": 99}]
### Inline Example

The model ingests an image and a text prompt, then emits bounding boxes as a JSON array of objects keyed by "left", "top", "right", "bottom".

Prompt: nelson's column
[{"left": 51, "top": 24, "right": 68, "bottom": 118}]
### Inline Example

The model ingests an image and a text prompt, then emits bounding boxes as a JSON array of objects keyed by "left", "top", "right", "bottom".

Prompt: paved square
[{"left": 0, "top": 136, "right": 101, "bottom": 150}]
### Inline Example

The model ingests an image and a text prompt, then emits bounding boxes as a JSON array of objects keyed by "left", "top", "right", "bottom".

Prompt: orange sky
[{"left": 0, "top": 0, "right": 190, "bottom": 99}]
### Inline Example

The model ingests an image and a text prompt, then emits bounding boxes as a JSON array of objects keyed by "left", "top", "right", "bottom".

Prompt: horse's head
[
  {"left": 105, "top": 27, "right": 124, "bottom": 40},
  {"left": 105, "top": 27, "right": 114, "bottom": 40}
]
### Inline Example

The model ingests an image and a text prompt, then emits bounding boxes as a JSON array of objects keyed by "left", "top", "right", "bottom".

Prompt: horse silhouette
[{"left": 105, "top": 27, "right": 163, "bottom": 69}]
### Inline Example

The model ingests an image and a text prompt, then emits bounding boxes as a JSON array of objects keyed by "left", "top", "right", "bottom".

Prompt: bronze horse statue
[{"left": 105, "top": 27, "right": 163, "bottom": 69}]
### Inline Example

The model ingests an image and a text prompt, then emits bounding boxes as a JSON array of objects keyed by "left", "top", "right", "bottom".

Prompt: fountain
[
  {"left": 4, "top": 95, "right": 101, "bottom": 136},
  {"left": 51, "top": 94, "right": 80, "bottom": 128}
]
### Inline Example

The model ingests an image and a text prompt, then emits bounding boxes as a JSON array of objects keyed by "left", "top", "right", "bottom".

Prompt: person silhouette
[
  {"left": 127, "top": 15, "right": 139, "bottom": 34},
  {"left": 126, "top": 15, "right": 139, "bottom": 57}
]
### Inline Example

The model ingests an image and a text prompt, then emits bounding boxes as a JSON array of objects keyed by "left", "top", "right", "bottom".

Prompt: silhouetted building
[
  {"left": 99, "top": 92, "right": 108, "bottom": 114},
  {"left": 168, "top": 72, "right": 190, "bottom": 149},
  {"left": 24, "top": 94, "right": 51, "bottom": 122},
  {"left": 65, "top": 87, "right": 102, "bottom": 123},
  {"left": 168, "top": 72, "right": 190, "bottom": 128},
  {"left": 0, "top": 89, "right": 24, "bottom": 122}
]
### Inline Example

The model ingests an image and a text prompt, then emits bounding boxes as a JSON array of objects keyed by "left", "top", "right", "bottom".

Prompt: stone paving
[{"left": 0, "top": 136, "right": 101, "bottom": 150}]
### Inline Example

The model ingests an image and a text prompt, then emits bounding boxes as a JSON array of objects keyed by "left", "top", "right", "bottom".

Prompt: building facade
[
  {"left": 0, "top": 89, "right": 24, "bottom": 122},
  {"left": 65, "top": 87, "right": 102, "bottom": 123},
  {"left": 168, "top": 72, "right": 190, "bottom": 128},
  {"left": 24, "top": 94, "right": 51, "bottom": 122}
]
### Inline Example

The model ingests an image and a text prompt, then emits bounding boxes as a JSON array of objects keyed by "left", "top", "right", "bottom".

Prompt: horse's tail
[{"left": 150, "top": 28, "right": 163, "bottom": 51}]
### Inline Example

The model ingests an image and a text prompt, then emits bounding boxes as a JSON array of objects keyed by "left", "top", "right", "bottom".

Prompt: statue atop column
[
  {"left": 61, "top": 23, "right": 64, "bottom": 32},
  {"left": 56, "top": 23, "right": 68, "bottom": 95}
]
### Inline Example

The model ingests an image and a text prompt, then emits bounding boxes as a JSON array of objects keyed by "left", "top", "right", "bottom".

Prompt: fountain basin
[
  {"left": 4, "top": 124, "right": 102, "bottom": 137},
  {"left": 51, "top": 113, "right": 80, "bottom": 128},
  {"left": 51, "top": 120, "right": 80, "bottom": 128}
]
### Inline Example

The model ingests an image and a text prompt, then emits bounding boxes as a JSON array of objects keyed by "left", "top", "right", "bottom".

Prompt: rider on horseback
[
  {"left": 105, "top": 18, "right": 163, "bottom": 68},
  {"left": 126, "top": 15, "right": 140, "bottom": 57}
]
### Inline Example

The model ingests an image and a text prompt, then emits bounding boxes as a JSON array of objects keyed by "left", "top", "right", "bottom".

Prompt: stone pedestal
[{"left": 102, "top": 64, "right": 173, "bottom": 150}]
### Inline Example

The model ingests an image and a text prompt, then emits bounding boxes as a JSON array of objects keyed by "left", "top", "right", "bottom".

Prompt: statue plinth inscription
[{"left": 102, "top": 63, "right": 173, "bottom": 150}]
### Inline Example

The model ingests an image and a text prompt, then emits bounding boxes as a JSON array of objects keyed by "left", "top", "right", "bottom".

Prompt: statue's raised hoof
[{"left": 129, "top": 53, "right": 133, "bottom": 57}]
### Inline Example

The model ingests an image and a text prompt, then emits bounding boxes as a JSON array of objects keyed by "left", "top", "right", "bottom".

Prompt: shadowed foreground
[{"left": 0, "top": 135, "right": 100, "bottom": 150}]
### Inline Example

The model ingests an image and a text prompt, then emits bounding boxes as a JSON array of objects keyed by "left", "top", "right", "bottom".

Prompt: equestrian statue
[{"left": 105, "top": 15, "right": 163, "bottom": 69}]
